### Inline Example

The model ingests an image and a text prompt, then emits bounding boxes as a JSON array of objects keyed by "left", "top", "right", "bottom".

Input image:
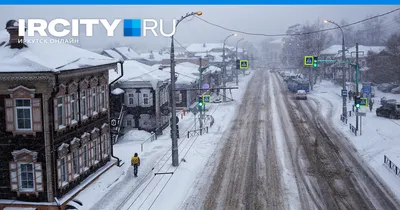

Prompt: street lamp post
[
  {"left": 222, "top": 33, "right": 237, "bottom": 102},
  {"left": 325, "top": 19, "right": 347, "bottom": 118},
  {"left": 170, "top": 11, "right": 202, "bottom": 167},
  {"left": 235, "top": 38, "right": 244, "bottom": 85}
]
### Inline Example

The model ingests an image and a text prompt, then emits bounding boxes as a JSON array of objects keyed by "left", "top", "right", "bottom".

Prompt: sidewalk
[{"left": 309, "top": 80, "right": 400, "bottom": 200}]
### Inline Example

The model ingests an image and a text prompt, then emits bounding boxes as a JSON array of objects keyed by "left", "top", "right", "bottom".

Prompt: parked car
[
  {"left": 295, "top": 90, "right": 307, "bottom": 100},
  {"left": 378, "top": 83, "right": 399, "bottom": 93},
  {"left": 376, "top": 101, "right": 400, "bottom": 119},
  {"left": 391, "top": 86, "right": 400, "bottom": 94}
]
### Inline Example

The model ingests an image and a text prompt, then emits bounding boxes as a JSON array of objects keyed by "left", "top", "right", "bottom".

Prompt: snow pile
[{"left": 0, "top": 30, "right": 118, "bottom": 72}]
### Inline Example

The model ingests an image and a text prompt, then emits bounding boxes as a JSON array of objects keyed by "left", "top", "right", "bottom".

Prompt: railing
[
  {"left": 384, "top": 155, "right": 400, "bottom": 177},
  {"left": 141, "top": 131, "right": 157, "bottom": 152},
  {"left": 187, "top": 127, "right": 209, "bottom": 138},
  {"left": 340, "top": 114, "right": 347, "bottom": 124},
  {"left": 349, "top": 123, "right": 357, "bottom": 136},
  {"left": 112, "top": 105, "right": 126, "bottom": 144}
]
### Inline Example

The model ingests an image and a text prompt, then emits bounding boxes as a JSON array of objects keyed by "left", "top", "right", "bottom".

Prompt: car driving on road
[{"left": 295, "top": 89, "right": 307, "bottom": 100}]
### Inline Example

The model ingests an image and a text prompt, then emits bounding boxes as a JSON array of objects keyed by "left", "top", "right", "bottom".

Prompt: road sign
[
  {"left": 240, "top": 60, "right": 249, "bottom": 69},
  {"left": 342, "top": 89, "right": 348, "bottom": 97},
  {"left": 110, "top": 119, "right": 119, "bottom": 127},
  {"left": 304, "top": 56, "right": 314, "bottom": 66},
  {"left": 203, "top": 95, "right": 211, "bottom": 104},
  {"left": 360, "top": 98, "right": 368, "bottom": 107},
  {"left": 362, "top": 84, "right": 371, "bottom": 98},
  {"left": 202, "top": 83, "right": 210, "bottom": 89},
  {"left": 356, "top": 112, "right": 366, "bottom": 117}
]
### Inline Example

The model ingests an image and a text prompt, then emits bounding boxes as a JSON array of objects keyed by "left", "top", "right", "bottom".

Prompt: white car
[{"left": 296, "top": 90, "right": 307, "bottom": 100}]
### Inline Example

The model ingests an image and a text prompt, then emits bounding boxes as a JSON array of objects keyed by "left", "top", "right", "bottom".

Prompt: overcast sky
[{"left": 0, "top": 6, "right": 398, "bottom": 52}]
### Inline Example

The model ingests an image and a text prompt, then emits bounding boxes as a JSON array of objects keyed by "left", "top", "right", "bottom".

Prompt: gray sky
[{"left": 0, "top": 6, "right": 398, "bottom": 52}]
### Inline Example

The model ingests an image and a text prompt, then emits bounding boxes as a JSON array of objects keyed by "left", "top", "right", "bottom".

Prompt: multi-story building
[{"left": 0, "top": 20, "right": 121, "bottom": 209}]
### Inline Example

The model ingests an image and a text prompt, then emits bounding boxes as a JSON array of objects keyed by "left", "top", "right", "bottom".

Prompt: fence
[
  {"left": 340, "top": 114, "right": 347, "bottom": 124},
  {"left": 187, "top": 127, "right": 209, "bottom": 138},
  {"left": 141, "top": 132, "right": 157, "bottom": 152},
  {"left": 349, "top": 123, "right": 357, "bottom": 136},
  {"left": 384, "top": 155, "right": 400, "bottom": 177}
]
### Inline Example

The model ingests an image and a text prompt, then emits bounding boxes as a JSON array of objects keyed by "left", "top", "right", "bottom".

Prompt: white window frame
[
  {"left": 102, "top": 135, "right": 106, "bottom": 155},
  {"left": 94, "top": 140, "right": 98, "bottom": 161},
  {"left": 60, "top": 157, "right": 67, "bottom": 183},
  {"left": 70, "top": 94, "right": 78, "bottom": 123},
  {"left": 143, "top": 93, "right": 149, "bottom": 105},
  {"left": 83, "top": 145, "right": 88, "bottom": 168},
  {"left": 57, "top": 97, "right": 64, "bottom": 128},
  {"left": 175, "top": 92, "right": 182, "bottom": 104},
  {"left": 81, "top": 90, "right": 87, "bottom": 117},
  {"left": 128, "top": 93, "right": 134, "bottom": 105},
  {"left": 14, "top": 99, "right": 32, "bottom": 131},
  {"left": 18, "top": 162, "right": 35, "bottom": 192},
  {"left": 100, "top": 86, "right": 105, "bottom": 110},
  {"left": 72, "top": 150, "right": 79, "bottom": 175},
  {"left": 92, "top": 87, "right": 97, "bottom": 113}
]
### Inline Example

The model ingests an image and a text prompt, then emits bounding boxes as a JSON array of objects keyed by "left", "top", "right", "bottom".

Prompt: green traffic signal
[
  {"left": 198, "top": 102, "right": 203, "bottom": 107},
  {"left": 356, "top": 104, "right": 360, "bottom": 108}
]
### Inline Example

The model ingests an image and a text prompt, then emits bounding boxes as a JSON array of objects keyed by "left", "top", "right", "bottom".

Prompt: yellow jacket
[{"left": 131, "top": 156, "right": 140, "bottom": 165}]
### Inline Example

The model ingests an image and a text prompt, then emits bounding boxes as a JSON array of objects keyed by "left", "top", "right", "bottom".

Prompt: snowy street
[{"left": 194, "top": 70, "right": 400, "bottom": 210}]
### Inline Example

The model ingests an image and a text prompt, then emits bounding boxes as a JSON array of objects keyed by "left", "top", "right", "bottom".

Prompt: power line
[{"left": 194, "top": 7, "right": 400, "bottom": 37}]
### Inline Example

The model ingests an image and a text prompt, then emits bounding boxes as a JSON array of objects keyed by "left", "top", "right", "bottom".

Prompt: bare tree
[{"left": 360, "top": 14, "right": 387, "bottom": 45}]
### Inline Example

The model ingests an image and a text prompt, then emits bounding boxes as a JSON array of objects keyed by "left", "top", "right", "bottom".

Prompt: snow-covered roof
[
  {"left": 157, "top": 62, "right": 200, "bottom": 85},
  {"left": 186, "top": 43, "right": 234, "bottom": 53},
  {"left": 269, "top": 38, "right": 284, "bottom": 44},
  {"left": 321, "top": 45, "right": 343, "bottom": 55},
  {"left": 140, "top": 51, "right": 170, "bottom": 61},
  {"left": 109, "top": 60, "right": 170, "bottom": 89},
  {"left": 113, "top": 47, "right": 141, "bottom": 60},
  {"left": 111, "top": 87, "right": 125, "bottom": 95},
  {"left": 347, "top": 45, "right": 386, "bottom": 58},
  {"left": 103, "top": 49, "right": 124, "bottom": 60},
  {"left": 4, "top": 207, "right": 37, "bottom": 210},
  {"left": 0, "top": 30, "right": 118, "bottom": 73},
  {"left": 194, "top": 52, "right": 231, "bottom": 63}
]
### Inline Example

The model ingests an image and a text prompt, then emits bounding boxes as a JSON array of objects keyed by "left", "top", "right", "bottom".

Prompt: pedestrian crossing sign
[
  {"left": 240, "top": 60, "right": 248, "bottom": 69},
  {"left": 203, "top": 95, "right": 211, "bottom": 104},
  {"left": 304, "top": 56, "right": 314, "bottom": 66}
]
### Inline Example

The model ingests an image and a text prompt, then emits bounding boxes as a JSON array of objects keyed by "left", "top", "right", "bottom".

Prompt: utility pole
[
  {"left": 222, "top": 43, "right": 227, "bottom": 102},
  {"left": 199, "top": 57, "right": 204, "bottom": 129},
  {"left": 355, "top": 43, "right": 359, "bottom": 131},
  {"left": 169, "top": 11, "right": 203, "bottom": 167}
]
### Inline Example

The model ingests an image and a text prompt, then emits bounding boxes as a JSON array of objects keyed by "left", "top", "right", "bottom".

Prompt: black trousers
[{"left": 133, "top": 164, "right": 138, "bottom": 176}]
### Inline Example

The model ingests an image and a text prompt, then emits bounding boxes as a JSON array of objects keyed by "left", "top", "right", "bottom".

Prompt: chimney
[{"left": 6, "top": 20, "right": 25, "bottom": 49}]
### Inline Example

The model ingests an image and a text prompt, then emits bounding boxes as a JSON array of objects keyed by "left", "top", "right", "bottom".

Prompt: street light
[
  {"left": 235, "top": 38, "right": 244, "bottom": 85},
  {"left": 170, "top": 11, "right": 202, "bottom": 167},
  {"left": 324, "top": 19, "right": 347, "bottom": 118},
  {"left": 222, "top": 33, "right": 238, "bottom": 102}
]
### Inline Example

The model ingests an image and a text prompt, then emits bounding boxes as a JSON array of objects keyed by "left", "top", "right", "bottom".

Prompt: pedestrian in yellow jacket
[{"left": 131, "top": 153, "right": 140, "bottom": 177}]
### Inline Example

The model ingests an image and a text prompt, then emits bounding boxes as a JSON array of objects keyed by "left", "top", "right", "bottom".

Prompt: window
[
  {"left": 175, "top": 92, "right": 182, "bottom": 104},
  {"left": 81, "top": 91, "right": 87, "bottom": 116},
  {"left": 94, "top": 140, "right": 98, "bottom": 161},
  {"left": 60, "top": 158, "right": 66, "bottom": 182},
  {"left": 15, "top": 99, "right": 32, "bottom": 130},
  {"left": 143, "top": 93, "right": 149, "bottom": 105},
  {"left": 101, "top": 86, "right": 105, "bottom": 110},
  {"left": 73, "top": 151, "right": 78, "bottom": 174},
  {"left": 83, "top": 145, "right": 88, "bottom": 168},
  {"left": 70, "top": 94, "right": 78, "bottom": 122},
  {"left": 92, "top": 88, "right": 97, "bottom": 112},
  {"left": 57, "top": 97, "right": 64, "bottom": 126},
  {"left": 19, "top": 163, "right": 34, "bottom": 190},
  {"left": 128, "top": 93, "right": 134, "bottom": 105}
]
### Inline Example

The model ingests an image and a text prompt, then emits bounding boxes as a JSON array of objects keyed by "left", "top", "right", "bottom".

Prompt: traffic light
[
  {"left": 354, "top": 96, "right": 361, "bottom": 108},
  {"left": 198, "top": 96, "right": 204, "bottom": 108},
  {"left": 313, "top": 57, "right": 318, "bottom": 67},
  {"left": 236, "top": 59, "right": 240, "bottom": 69}
]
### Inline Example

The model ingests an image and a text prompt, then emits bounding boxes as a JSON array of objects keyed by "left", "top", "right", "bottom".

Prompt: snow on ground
[
  {"left": 75, "top": 70, "right": 255, "bottom": 210},
  {"left": 309, "top": 80, "right": 400, "bottom": 200}
]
